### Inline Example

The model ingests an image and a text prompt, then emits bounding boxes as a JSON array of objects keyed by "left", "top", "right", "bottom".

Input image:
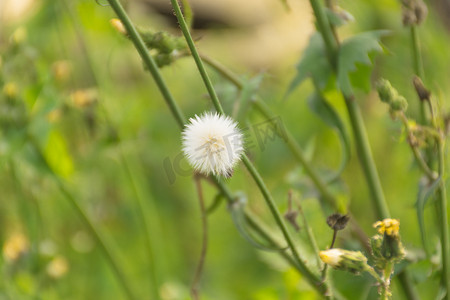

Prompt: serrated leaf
[
  {"left": 416, "top": 177, "right": 441, "bottom": 256},
  {"left": 307, "top": 93, "right": 350, "bottom": 182},
  {"left": 337, "top": 30, "right": 388, "bottom": 97},
  {"left": 286, "top": 33, "right": 332, "bottom": 98}
]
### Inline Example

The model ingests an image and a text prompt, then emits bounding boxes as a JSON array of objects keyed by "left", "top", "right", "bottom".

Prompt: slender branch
[
  {"left": 437, "top": 135, "right": 450, "bottom": 298},
  {"left": 105, "top": 0, "right": 328, "bottom": 295},
  {"left": 107, "top": 0, "right": 186, "bottom": 127},
  {"left": 410, "top": 26, "right": 427, "bottom": 126},
  {"left": 345, "top": 98, "right": 391, "bottom": 219},
  {"left": 398, "top": 113, "right": 436, "bottom": 179},
  {"left": 191, "top": 176, "right": 208, "bottom": 300},
  {"left": 170, "top": 0, "right": 224, "bottom": 115},
  {"left": 170, "top": 0, "right": 329, "bottom": 294},
  {"left": 308, "top": 0, "right": 421, "bottom": 298}
]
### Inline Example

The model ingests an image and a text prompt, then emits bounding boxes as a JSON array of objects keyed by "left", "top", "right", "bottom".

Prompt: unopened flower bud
[
  {"left": 372, "top": 219, "right": 406, "bottom": 263},
  {"left": 401, "top": 0, "right": 428, "bottom": 26},
  {"left": 376, "top": 79, "right": 396, "bottom": 104},
  {"left": 110, "top": 18, "right": 127, "bottom": 36},
  {"left": 390, "top": 95, "right": 408, "bottom": 112},
  {"left": 326, "top": 213, "right": 350, "bottom": 231},
  {"left": 319, "top": 248, "right": 369, "bottom": 274},
  {"left": 412, "top": 76, "right": 431, "bottom": 101}
]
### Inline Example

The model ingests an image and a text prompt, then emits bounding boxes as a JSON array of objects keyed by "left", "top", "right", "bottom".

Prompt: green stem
[
  {"left": 170, "top": 0, "right": 224, "bottom": 115},
  {"left": 308, "top": 0, "right": 338, "bottom": 65},
  {"left": 309, "top": 0, "right": 421, "bottom": 298},
  {"left": 212, "top": 178, "right": 328, "bottom": 296},
  {"left": 107, "top": 0, "right": 186, "bottom": 127},
  {"left": 240, "top": 156, "right": 326, "bottom": 291},
  {"left": 252, "top": 99, "right": 337, "bottom": 208},
  {"left": 170, "top": 0, "right": 328, "bottom": 295},
  {"left": 28, "top": 137, "right": 137, "bottom": 300},
  {"left": 410, "top": 26, "right": 426, "bottom": 125},
  {"left": 399, "top": 113, "right": 436, "bottom": 179},
  {"left": 345, "top": 97, "right": 390, "bottom": 219},
  {"left": 437, "top": 136, "right": 450, "bottom": 299},
  {"left": 310, "top": 0, "right": 390, "bottom": 219},
  {"left": 106, "top": 0, "right": 327, "bottom": 295}
]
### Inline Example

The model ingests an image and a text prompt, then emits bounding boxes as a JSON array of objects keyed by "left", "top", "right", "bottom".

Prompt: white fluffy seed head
[{"left": 182, "top": 112, "right": 244, "bottom": 177}]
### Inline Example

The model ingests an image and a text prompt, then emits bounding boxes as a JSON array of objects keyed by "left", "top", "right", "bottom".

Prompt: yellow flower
[
  {"left": 3, "top": 233, "right": 29, "bottom": 262},
  {"left": 46, "top": 256, "right": 69, "bottom": 279},
  {"left": 3, "top": 82, "right": 17, "bottom": 98},
  {"left": 373, "top": 218, "right": 400, "bottom": 236},
  {"left": 319, "top": 248, "right": 343, "bottom": 268}
]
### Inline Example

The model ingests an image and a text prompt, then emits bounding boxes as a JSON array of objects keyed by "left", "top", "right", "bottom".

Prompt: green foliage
[
  {"left": 337, "top": 30, "right": 388, "bottom": 96},
  {"left": 286, "top": 33, "right": 332, "bottom": 95},
  {"left": 307, "top": 93, "right": 350, "bottom": 183}
]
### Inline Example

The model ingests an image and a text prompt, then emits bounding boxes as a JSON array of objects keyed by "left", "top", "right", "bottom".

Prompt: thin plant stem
[
  {"left": 191, "top": 176, "right": 208, "bottom": 300},
  {"left": 437, "top": 137, "right": 450, "bottom": 299},
  {"left": 211, "top": 178, "right": 330, "bottom": 296},
  {"left": 308, "top": 0, "right": 420, "bottom": 298},
  {"left": 105, "top": 0, "right": 328, "bottom": 295},
  {"left": 410, "top": 25, "right": 427, "bottom": 134},
  {"left": 309, "top": 0, "right": 390, "bottom": 220},
  {"left": 398, "top": 113, "right": 436, "bottom": 179},
  {"left": 297, "top": 201, "right": 322, "bottom": 270},
  {"left": 308, "top": 0, "right": 338, "bottom": 65},
  {"left": 28, "top": 136, "right": 137, "bottom": 300},
  {"left": 198, "top": 51, "right": 372, "bottom": 250},
  {"left": 170, "top": 0, "right": 330, "bottom": 295},
  {"left": 107, "top": 0, "right": 186, "bottom": 127},
  {"left": 240, "top": 155, "right": 326, "bottom": 291},
  {"left": 169, "top": 0, "right": 224, "bottom": 115},
  {"left": 345, "top": 97, "right": 390, "bottom": 219}
]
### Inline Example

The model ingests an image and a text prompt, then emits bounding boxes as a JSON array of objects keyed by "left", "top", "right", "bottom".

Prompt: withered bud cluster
[{"left": 401, "top": 0, "right": 428, "bottom": 26}]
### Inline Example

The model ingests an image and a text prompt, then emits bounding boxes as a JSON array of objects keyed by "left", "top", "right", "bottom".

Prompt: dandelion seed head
[{"left": 182, "top": 112, "right": 243, "bottom": 177}]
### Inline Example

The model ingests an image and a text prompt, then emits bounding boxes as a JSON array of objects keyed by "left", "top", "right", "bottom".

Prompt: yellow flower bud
[
  {"left": 373, "top": 219, "right": 400, "bottom": 237},
  {"left": 110, "top": 18, "right": 127, "bottom": 36}
]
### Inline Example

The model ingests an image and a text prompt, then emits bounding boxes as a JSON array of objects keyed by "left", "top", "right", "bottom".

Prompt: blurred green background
[{"left": 0, "top": 0, "right": 449, "bottom": 299}]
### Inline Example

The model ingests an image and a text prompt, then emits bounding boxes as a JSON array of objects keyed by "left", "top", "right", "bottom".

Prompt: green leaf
[
  {"left": 307, "top": 93, "right": 350, "bottom": 182},
  {"left": 416, "top": 176, "right": 441, "bottom": 256},
  {"left": 337, "top": 30, "right": 388, "bottom": 97},
  {"left": 325, "top": 8, "right": 354, "bottom": 27},
  {"left": 286, "top": 33, "right": 332, "bottom": 98},
  {"left": 43, "top": 129, "right": 74, "bottom": 179},
  {"left": 235, "top": 74, "right": 264, "bottom": 123}
]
